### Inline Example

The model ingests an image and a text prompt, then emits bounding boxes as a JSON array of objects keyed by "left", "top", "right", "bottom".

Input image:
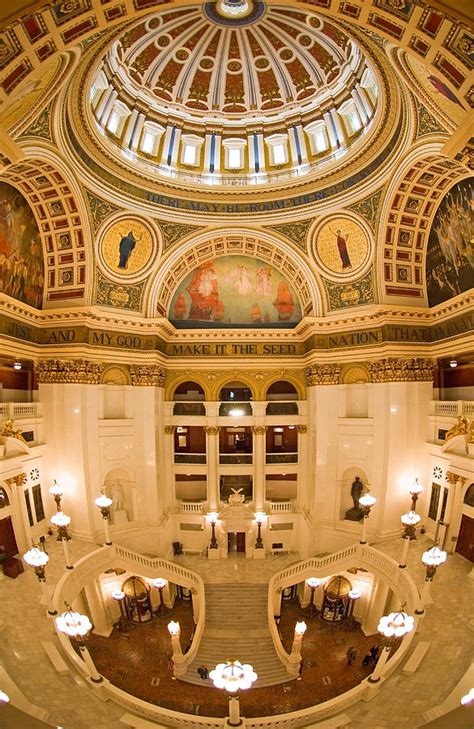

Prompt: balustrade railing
[
  {"left": 269, "top": 501, "right": 296, "bottom": 513},
  {"left": 219, "top": 453, "right": 253, "bottom": 464},
  {"left": 432, "top": 401, "right": 474, "bottom": 418},
  {"left": 266, "top": 453, "right": 298, "bottom": 464},
  {"left": 0, "top": 402, "right": 40, "bottom": 418},
  {"left": 174, "top": 453, "right": 207, "bottom": 464},
  {"left": 179, "top": 501, "right": 206, "bottom": 513}
]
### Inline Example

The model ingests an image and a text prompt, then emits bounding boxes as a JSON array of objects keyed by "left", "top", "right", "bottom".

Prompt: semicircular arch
[{"left": 145, "top": 228, "right": 322, "bottom": 321}]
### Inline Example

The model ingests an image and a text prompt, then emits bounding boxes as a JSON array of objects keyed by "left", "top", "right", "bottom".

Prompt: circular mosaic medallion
[
  {"left": 313, "top": 217, "right": 371, "bottom": 279},
  {"left": 100, "top": 218, "right": 154, "bottom": 278}
]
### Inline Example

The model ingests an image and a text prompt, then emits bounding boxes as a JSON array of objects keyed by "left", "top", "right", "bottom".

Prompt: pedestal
[
  {"left": 113, "top": 509, "right": 128, "bottom": 526},
  {"left": 253, "top": 548, "right": 265, "bottom": 560},
  {"left": 208, "top": 547, "right": 220, "bottom": 560}
]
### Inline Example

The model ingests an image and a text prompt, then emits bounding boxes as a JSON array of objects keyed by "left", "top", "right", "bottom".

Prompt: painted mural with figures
[
  {"left": 169, "top": 256, "right": 302, "bottom": 328},
  {"left": 426, "top": 178, "right": 473, "bottom": 307},
  {"left": 0, "top": 181, "right": 44, "bottom": 308}
]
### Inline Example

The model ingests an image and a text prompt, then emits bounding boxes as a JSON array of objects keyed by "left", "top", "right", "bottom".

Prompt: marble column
[
  {"left": 252, "top": 426, "right": 267, "bottom": 510},
  {"left": 205, "top": 426, "right": 220, "bottom": 511},
  {"left": 84, "top": 578, "right": 113, "bottom": 637},
  {"left": 363, "top": 577, "right": 389, "bottom": 635}
]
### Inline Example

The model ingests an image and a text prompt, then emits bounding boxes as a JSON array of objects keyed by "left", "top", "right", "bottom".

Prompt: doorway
[
  {"left": 456, "top": 514, "right": 474, "bottom": 562},
  {"left": 228, "top": 532, "right": 246, "bottom": 554},
  {"left": 0, "top": 516, "right": 19, "bottom": 558}
]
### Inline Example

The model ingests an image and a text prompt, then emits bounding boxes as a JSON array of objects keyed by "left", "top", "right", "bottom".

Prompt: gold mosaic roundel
[
  {"left": 315, "top": 218, "right": 370, "bottom": 278},
  {"left": 101, "top": 218, "right": 153, "bottom": 277}
]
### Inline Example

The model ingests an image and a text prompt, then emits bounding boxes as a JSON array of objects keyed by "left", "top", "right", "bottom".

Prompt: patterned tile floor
[{"left": 0, "top": 533, "right": 472, "bottom": 728}]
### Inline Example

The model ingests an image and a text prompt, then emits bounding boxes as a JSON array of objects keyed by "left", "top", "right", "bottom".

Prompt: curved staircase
[{"left": 181, "top": 583, "right": 292, "bottom": 688}]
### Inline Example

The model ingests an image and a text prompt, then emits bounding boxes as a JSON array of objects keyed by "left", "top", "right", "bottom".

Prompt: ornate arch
[
  {"left": 376, "top": 143, "right": 470, "bottom": 304},
  {"left": 146, "top": 229, "right": 322, "bottom": 319},
  {"left": 165, "top": 374, "right": 212, "bottom": 402},
  {"left": 1, "top": 144, "right": 93, "bottom": 306}
]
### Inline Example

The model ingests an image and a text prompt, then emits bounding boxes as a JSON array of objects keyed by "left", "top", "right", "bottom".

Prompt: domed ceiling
[{"left": 110, "top": 1, "right": 357, "bottom": 123}]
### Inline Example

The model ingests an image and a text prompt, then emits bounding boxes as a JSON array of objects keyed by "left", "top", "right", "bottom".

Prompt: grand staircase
[{"left": 181, "top": 583, "right": 292, "bottom": 688}]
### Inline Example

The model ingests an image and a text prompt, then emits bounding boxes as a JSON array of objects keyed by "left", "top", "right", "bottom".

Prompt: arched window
[
  {"left": 173, "top": 381, "right": 205, "bottom": 415},
  {"left": 266, "top": 381, "right": 298, "bottom": 415}
]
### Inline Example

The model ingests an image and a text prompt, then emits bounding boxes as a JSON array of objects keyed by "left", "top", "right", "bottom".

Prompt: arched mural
[
  {"left": 426, "top": 177, "right": 473, "bottom": 307},
  {"left": 0, "top": 181, "right": 44, "bottom": 308},
  {"left": 168, "top": 256, "right": 302, "bottom": 328}
]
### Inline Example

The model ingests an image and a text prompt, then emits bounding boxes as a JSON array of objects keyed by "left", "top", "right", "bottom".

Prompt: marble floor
[{"left": 0, "top": 533, "right": 472, "bottom": 728}]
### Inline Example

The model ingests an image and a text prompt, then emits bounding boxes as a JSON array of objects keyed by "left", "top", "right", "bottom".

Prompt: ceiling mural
[
  {"left": 0, "top": 180, "right": 44, "bottom": 309},
  {"left": 403, "top": 53, "right": 468, "bottom": 128},
  {"left": 425, "top": 177, "right": 473, "bottom": 308},
  {"left": 168, "top": 255, "right": 302, "bottom": 328}
]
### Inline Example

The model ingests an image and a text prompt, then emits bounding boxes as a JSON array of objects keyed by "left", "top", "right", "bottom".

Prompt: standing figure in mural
[
  {"left": 228, "top": 264, "right": 253, "bottom": 296},
  {"left": 256, "top": 266, "right": 273, "bottom": 297},
  {"left": 118, "top": 230, "right": 141, "bottom": 269},
  {"left": 332, "top": 228, "right": 352, "bottom": 269}
]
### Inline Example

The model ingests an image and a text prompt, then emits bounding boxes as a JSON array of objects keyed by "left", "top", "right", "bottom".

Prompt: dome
[
  {"left": 122, "top": 576, "right": 150, "bottom": 598},
  {"left": 80, "top": 0, "right": 387, "bottom": 190},
  {"left": 108, "top": 2, "right": 359, "bottom": 123},
  {"left": 324, "top": 576, "right": 352, "bottom": 598}
]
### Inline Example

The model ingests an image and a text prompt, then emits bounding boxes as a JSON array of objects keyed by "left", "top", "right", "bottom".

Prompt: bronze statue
[
  {"left": 1, "top": 418, "right": 27, "bottom": 444},
  {"left": 345, "top": 476, "right": 364, "bottom": 521},
  {"left": 445, "top": 415, "right": 468, "bottom": 442}
]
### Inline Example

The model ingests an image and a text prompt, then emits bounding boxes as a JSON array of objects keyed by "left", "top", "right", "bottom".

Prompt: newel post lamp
[
  {"left": 369, "top": 608, "right": 414, "bottom": 685},
  {"left": 415, "top": 545, "right": 447, "bottom": 615},
  {"left": 409, "top": 478, "right": 423, "bottom": 511},
  {"left": 112, "top": 589, "right": 128, "bottom": 631},
  {"left": 153, "top": 578, "right": 170, "bottom": 618},
  {"left": 291, "top": 620, "right": 307, "bottom": 657},
  {"left": 399, "top": 510, "right": 421, "bottom": 569},
  {"left": 347, "top": 588, "right": 361, "bottom": 626},
  {"left": 51, "top": 511, "right": 73, "bottom": 569},
  {"left": 23, "top": 544, "right": 57, "bottom": 616},
  {"left": 167, "top": 620, "right": 183, "bottom": 657},
  {"left": 359, "top": 490, "right": 376, "bottom": 545},
  {"left": 95, "top": 492, "right": 113, "bottom": 546},
  {"left": 208, "top": 512, "right": 218, "bottom": 550},
  {"left": 56, "top": 604, "right": 103, "bottom": 683},
  {"left": 306, "top": 577, "right": 322, "bottom": 618},
  {"left": 210, "top": 659, "right": 257, "bottom": 727},
  {"left": 49, "top": 479, "right": 64, "bottom": 511},
  {"left": 255, "top": 512, "right": 265, "bottom": 550}
]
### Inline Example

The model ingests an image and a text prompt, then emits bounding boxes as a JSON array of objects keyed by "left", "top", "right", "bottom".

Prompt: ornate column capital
[
  {"left": 252, "top": 426, "right": 267, "bottom": 435},
  {"left": 297, "top": 425, "right": 307, "bottom": 434},
  {"left": 304, "top": 364, "right": 340, "bottom": 386},
  {"left": 5, "top": 473, "right": 27, "bottom": 488},
  {"left": 130, "top": 365, "right": 166, "bottom": 386},
  {"left": 35, "top": 359, "right": 103, "bottom": 384},
  {"left": 164, "top": 425, "right": 175, "bottom": 435},
  {"left": 369, "top": 358, "right": 435, "bottom": 383},
  {"left": 445, "top": 471, "right": 467, "bottom": 487},
  {"left": 204, "top": 426, "right": 221, "bottom": 435}
]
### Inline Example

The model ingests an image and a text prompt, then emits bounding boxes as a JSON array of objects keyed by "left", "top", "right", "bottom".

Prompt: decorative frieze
[
  {"left": 35, "top": 359, "right": 103, "bottom": 384},
  {"left": 129, "top": 365, "right": 166, "bottom": 387},
  {"left": 305, "top": 364, "right": 341, "bottom": 386},
  {"left": 369, "top": 358, "right": 435, "bottom": 382}
]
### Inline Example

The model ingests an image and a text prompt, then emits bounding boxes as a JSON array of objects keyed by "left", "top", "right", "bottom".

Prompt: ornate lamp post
[
  {"left": 49, "top": 479, "right": 64, "bottom": 511},
  {"left": 346, "top": 588, "right": 361, "bottom": 626},
  {"left": 359, "top": 490, "right": 376, "bottom": 545},
  {"left": 254, "top": 511, "right": 265, "bottom": 550},
  {"left": 210, "top": 659, "right": 258, "bottom": 727},
  {"left": 23, "top": 545, "right": 57, "bottom": 616},
  {"left": 208, "top": 512, "right": 218, "bottom": 550},
  {"left": 368, "top": 608, "right": 414, "bottom": 685},
  {"left": 51, "top": 511, "right": 73, "bottom": 569},
  {"left": 95, "top": 492, "right": 113, "bottom": 546},
  {"left": 152, "top": 578, "right": 170, "bottom": 618},
  {"left": 415, "top": 545, "right": 447, "bottom": 615},
  {"left": 306, "top": 577, "right": 323, "bottom": 618},
  {"left": 409, "top": 478, "right": 423, "bottom": 511},
  {"left": 56, "top": 605, "right": 103, "bottom": 683},
  {"left": 399, "top": 510, "right": 421, "bottom": 568},
  {"left": 112, "top": 589, "right": 128, "bottom": 631},
  {"left": 167, "top": 620, "right": 183, "bottom": 657}
]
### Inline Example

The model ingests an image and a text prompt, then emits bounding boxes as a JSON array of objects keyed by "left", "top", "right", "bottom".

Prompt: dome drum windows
[
  {"left": 222, "top": 138, "right": 246, "bottom": 170},
  {"left": 266, "top": 134, "right": 289, "bottom": 167},
  {"left": 338, "top": 99, "right": 363, "bottom": 137},
  {"left": 139, "top": 122, "right": 165, "bottom": 157},
  {"left": 304, "top": 120, "right": 330, "bottom": 155},
  {"left": 181, "top": 135, "right": 204, "bottom": 168},
  {"left": 105, "top": 100, "right": 132, "bottom": 139}
]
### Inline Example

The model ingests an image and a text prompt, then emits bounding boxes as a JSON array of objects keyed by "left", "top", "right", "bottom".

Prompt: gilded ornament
[
  {"left": 86, "top": 191, "right": 121, "bottom": 231},
  {"left": 1, "top": 419, "right": 27, "bottom": 444},
  {"left": 369, "top": 358, "right": 435, "bottom": 382},
  {"left": 314, "top": 218, "right": 370, "bottom": 279},
  {"left": 297, "top": 425, "right": 307, "bottom": 434},
  {"left": 204, "top": 426, "right": 221, "bottom": 435},
  {"left": 252, "top": 426, "right": 267, "bottom": 435},
  {"left": 100, "top": 218, "right": 154, "bottom": 277},
  {"left": 129, "top": 365, "right": 166, "bottom": 386},
  {"left": 34, "top": 360, "right": 103, "bottom": 384},
  {"left": 444, "top": 416, "right": 469, "bottom": 442},
  {"left": 304, "top": 364, "right": 341, "bottom": 386},
  {"left": 165, "top": 425, "right": 175, "bottom": 434},
  {"left": 445, "top": 470, "right": 467, "bottom": 486}
]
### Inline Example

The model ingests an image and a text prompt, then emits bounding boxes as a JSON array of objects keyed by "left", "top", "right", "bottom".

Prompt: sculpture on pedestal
[{"left": 345, "top": 476, "right": 364, "bottom": 521}]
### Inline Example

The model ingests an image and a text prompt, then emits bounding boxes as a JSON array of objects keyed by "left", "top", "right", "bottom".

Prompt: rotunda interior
[{"left": 0, "top": 0, "right": 473, "bottom": 728}]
